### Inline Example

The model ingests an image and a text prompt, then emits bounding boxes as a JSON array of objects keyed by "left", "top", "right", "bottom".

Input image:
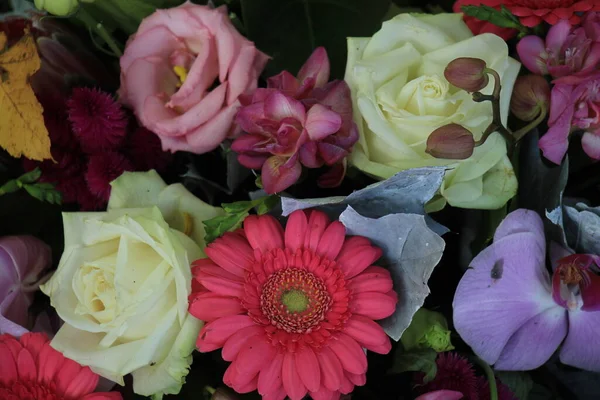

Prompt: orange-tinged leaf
[{"left": 0, "top": 32, "right": 52, "bottom": 161}]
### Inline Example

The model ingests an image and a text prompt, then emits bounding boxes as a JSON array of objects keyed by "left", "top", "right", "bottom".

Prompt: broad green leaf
[
  {"left": 461, "top": 5, "right": 524, "bottom": 31},
  {"left": 241, "top": 0, "right": 390, "bottom": 78},
  {"left": 389, "top": 348, "right": 438, "bottom": 383}
]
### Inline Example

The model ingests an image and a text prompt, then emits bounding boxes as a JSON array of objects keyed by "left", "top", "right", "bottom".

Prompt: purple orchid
[
  {"left": 517, "top": 14, "right": 600, "bottom": 79},
  {"left": 453, "top": 209, "right": 600, "bottom": 372},
  {"left": 0, "top": 236, "right": 52, "bottom": 337},
  {"left": 231, "top": 47, "right": 359, "bottom": 194}
]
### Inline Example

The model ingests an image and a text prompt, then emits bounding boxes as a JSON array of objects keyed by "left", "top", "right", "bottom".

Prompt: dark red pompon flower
[
  {"left": 415, "top": 352, "right": 479, "bottom": 400},
  {"left": 85, "top": 151, "right": 133, "bottom": 202},
  {"left": 67, "top": 87, "right": 128, "bottom": 153},
  {"left": 126, "top": 127, "right": 172, "bottom": 172}
]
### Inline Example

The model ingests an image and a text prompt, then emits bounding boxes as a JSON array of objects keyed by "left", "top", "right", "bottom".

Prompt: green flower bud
[
  {"left": 401, "top": 308, "right": 454, "bottom": 352},
  {"left": 420, "top": 324, "right": 454, "bottom": 353},
  {"left": 34, "top": 0, "right": 79, "bottom": 16}
]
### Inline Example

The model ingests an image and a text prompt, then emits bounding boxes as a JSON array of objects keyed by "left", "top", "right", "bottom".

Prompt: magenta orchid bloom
[
  {"left": 453, "top": 209, "right": 600, "bottom": 372},
  {"left": 538, "top": 72, "right": 600, "bottom": 164},
  {"left": 0, "top": 236, "right": 51, "bottom": 337},
  {"left": 517, "top": 14, "right": 600, "bottom": 79},
  {"left": 231, "top": 47, "right": 359, "bottom": 194}
]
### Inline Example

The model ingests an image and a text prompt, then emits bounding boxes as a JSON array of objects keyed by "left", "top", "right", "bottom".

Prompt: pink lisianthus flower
[
  {"left": 231, "top": 48, "right": 359, "bottom": 194},
  {"left": 517, "top": 14, "right": 600, "bottom": 78},
  {"left": 538, "top": 72, "right": 600, "bottom": 164},
  {"left": 453, "top": 209, "right": 600, "bottom": 372},
  {"left": 0, "top": 236, "right": 51, "bottom": 337},
  {"left": 119, "top": 2, "right": 269, "bottom": 154},
  {"left": 189, "top": 210, "right": 397, "bottom": 400},
  {"left": 453, "top": 0, "right": 518, "bottom": 40},
  {"left": 0, "top": 332, "right": 122, "bottom": 399}
]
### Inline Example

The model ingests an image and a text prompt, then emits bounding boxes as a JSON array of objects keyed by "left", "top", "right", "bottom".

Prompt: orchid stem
[
  {"left": 512, "top": 106, "right": 548, "bottom": 142},
  {"left": 205, "top": 385, "right": 216, "bottom": 395},
  {"left": 475, "top": 357, "right": 498, "bottom": 400}
]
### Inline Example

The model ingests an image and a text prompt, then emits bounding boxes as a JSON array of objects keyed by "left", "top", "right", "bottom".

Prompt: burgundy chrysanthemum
[
  {"left": 126, "top": 127, "right": 172, "bottom": 172},
  {"left": 85, "top": 151, "right": 133, "bottom": 202},
  {"left": 478, "top": 377, "right": 518, "bottom": 400},
  {"left": 38, "top": 94, "right": 78, "bottom": 150},
  {"left": 415, "top": 353, "right": 479, "bottom": 400},
  {"left": 67, "top": 87, "right": 128, "bottom": 153}
]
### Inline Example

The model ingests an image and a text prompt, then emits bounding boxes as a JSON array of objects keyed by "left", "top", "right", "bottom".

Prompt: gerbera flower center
[{"left": 260, "top": 267, "right": 332, "bottom": 334}]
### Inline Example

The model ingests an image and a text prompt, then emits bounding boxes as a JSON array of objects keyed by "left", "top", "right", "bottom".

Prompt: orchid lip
[{"left": 552, "top": 254, "right": 600, "bottom": 311}]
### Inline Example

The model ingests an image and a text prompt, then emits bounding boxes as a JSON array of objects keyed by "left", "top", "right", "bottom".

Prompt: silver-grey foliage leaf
[
  {"left": 339, "top": 206, "right": 445, "bottom": 341},
  {"left": 561, "top": 203, "right": 600, "bottom": 255},
  {"left": 281, "top": 167, "right": 447, "bottom": 235}
]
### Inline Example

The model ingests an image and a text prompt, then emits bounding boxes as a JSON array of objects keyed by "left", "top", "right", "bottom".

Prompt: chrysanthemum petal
[
  {"left": 296, "top": 345, "right": 321, "bottom": 392},
  {"left": 328, "top": 333, "right": 368, "bottom": 375},
  {"left": 316, "top": 346, "right": 344, "bottom": 391},
  {"left": 285, "top": 210, "right": 309, "bottom": 252},
  {"left": 258, "top": 352, "right": 285, "bottom": 395},
  {"left": 316, "top": 221, "right": 346, "bottom": 260},
  {"left": 282, "top": 352, "right": 308, "bottom": 400},
  {"left": 244, "top": 215, "right": 285, "bottom": 252}
]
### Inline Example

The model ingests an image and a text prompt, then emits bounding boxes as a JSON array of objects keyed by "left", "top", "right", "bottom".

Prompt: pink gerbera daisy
[
  {"left": 0, "top": 332, "right": 122, "bottom": 400},
  {"left": 189, "top": 210, "right": 398, "bottom": 400}
]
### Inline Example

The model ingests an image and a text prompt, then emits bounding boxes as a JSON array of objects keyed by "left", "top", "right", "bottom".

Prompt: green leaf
[
  {"left": 222, "top": 200, "right": 256, "bottom": 214},
  {"left": 0, "top": 179, "right": 20, "bottom": 195},
  {"left": 203, "top": 212, "right": 249, "bottom": 243},
  {"left": 461, "top": 4, "right": 525, "bottom": 30},
  {"left": 241, "top": 0, "right": 390, "bottom": 78},
  {"left": 256, "top": 195, "right": 279, "bottom": 215},
  {"left": 17, "top": 167, "right": 41, "bottom": 184},
  {"left": 255, "top": 175, "right": 263, "bottom": 189},
  {"left": 497, "top": 371, "right": 534, "bottom": 400},
  {"left": 22, "top": 182, "right": 62, "bottom": 205},
  {"left": 389, "top": 349, "right": 438, "bottom": 383}
]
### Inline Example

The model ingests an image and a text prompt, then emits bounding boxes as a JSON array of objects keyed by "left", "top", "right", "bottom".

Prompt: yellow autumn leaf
[{"left": 0, "top": 32, "right": 52, "bottom": 161}]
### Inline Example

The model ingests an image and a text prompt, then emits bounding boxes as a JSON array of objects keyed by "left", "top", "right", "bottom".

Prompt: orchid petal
[
  {"left": 305, "top": 104, "right": 342, "bottom": 141},
  {"left": 517, "top": 36, "right": 548, "bottom": 75},
  {"left": 261, "top": 156, "right": 302, "bottom": 194},
  {"left": 297, "top": 47, "right": 330, "bottom": 90},
  {"left": 560, "top": 310, "right": 600, "bottom": 372},
  {"left": 581, "top": 132, "right": 600, "bottom": 160},
  {"left": 264, "top": 92, "right": 306, "bottom": 123}
]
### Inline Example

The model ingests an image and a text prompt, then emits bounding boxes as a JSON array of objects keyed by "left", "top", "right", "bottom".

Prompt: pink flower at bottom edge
[
  {"left": 189, "top": 210, "right": 398, "bottom": 400},
  {"left": 415, "top": 391, "right": 464, "bottom": 400},
  {"left": 0, "top": 332, "right": 122, "bottom": 399}
]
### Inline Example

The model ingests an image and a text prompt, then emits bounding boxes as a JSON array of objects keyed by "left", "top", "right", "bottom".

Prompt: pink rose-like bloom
[
  {"left": 232, "top": 48, "right": 359, "bottom": 194},
  {"left": 539, "top": 72, "right": 600, "bottom": 164},
  {"left": 517, "top": 14, "right": 600, "bottom": 78},
  {"left": 0, "top": 236, "right": 51, "bottom": 337},
  {"left": 119, "top": 2, "right": 269, "bottom": 154},
  {"left": 453, "top": 0, "right": 518, "bottom": 40}
]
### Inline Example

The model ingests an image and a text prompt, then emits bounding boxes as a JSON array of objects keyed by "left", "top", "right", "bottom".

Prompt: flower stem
[
  {"left": 204, "top": 386, "right": 216, "bottom": 395},
  {"left": 475, "top": 357, "right": 498, "bottom": 400},
  {"left": 76, "top": 7, "right": 123, "bottom": 57},
  {"left": 512, "top": 106, "right": 548, "bottom": 142}
]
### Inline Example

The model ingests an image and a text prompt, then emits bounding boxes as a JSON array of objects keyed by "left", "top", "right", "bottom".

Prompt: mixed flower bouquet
[{"left": 1, "top": 0, "right": 600, "bottom": 399}]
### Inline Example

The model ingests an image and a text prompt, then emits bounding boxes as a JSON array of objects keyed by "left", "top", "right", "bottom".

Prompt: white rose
[
  {"left": 41, "top": 171, "right": 224, "bottom": 398},
  {"left": 345, "top": 13, "right": 521, "bottom": 210}
]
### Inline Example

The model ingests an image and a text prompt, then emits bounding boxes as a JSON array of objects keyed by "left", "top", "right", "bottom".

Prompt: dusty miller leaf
[{"left": 340, "top": 206, "right": 445, "bottom": 341}]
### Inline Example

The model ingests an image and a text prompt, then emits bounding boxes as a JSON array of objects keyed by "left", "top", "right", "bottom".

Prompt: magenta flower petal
[
  {"left": 559, "top": 310, "right": 600, "bottom": 372},
  {"left": 267, "top": 71, "right": 300, "bottom": 96},
  {"left": 297, "top": 47, "right": 330, "bottom": 90},
  {"left": 545, "top": 20, "right": 572, "bottom": 56},
  {"left": 305, "top": 104, "right": 342, "bottom": 141},
  {"left": 581, "top": 132, "right": 600, "bottom": 160},
  {"left": 539, "top": 85, "right": 576, "bottom": 164},
  {"left": 517, "top": 36, "right": 548, "bottom": 75},
  {"left": 264, "top": 92, "right": 306, "bottom": 123},
  {"left": 453, "top": 209, "right": 568, "bottom": 370},
  {"left": 261, "top": 156, "right": 302, "bottom": 194},
  {"left": 0, "top": 236, "right": 51, "bottom": 337},
  {"left": 415, "top": 391, "right": 464, "bottom": 400}
]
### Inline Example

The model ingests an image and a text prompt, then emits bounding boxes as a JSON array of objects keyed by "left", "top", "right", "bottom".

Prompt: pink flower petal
[
  {"left": 282, "top": 352, "right": 308, "bottom": 400},
  {"left": 64, "top": 367, "right": 99, "bottom": 398},
  {"left": 258, "top": 352, "right": 285, "bottom": 396},
  {"left": 0, "top": 342, "right": 18, "bottom": 385},
  {"left": 261, "top": 156, "right": 302, "bottom": 194},
  {"left": 196, "top": 271, "right": 244, "bottom": 297},
  {"left": 235, "top": 337, "right": 276, "bottom": 381},
  {"left": 303, "top": 211, "right": 330, "bottom": 252},
  {"left": 316, "top": 346, "right": 344, "bottom": 392},
  {"left": 328, "top": 333, "right": 368, "bottom": 375},
  {"left": 37, "top": 341, "right": 62, "bottom": 384},
  {"left": 264, "top": 92, "right": 306, "bottom": 123},
  {"left": 415, "top": 390, "right": 464, "bottom": 400},
  {"left": 295, "top": 345, "right": 321, "bottom": 392},
  {"left": 196, "top": 315, "right": 255, "bottom": 352},
  {"left": 349, "top": 266, "right": 394, "bottom": 294},
  {"left": 581, "top": 132, "right": 600, "bottom": 160},
  {"left": 309, "top": 388, "right": 337, "bottom": 400},
  {"left": 297, "top": 47, "right": 330, "bottom": 90},
  {"left": 189, "top": 292, "right": 245, "bottom": 321},
  {"left": 316, "top": 221, "right": 346, "bottom": 260},
  {"left": 305, "top": 104, "right": 342, "bottom": 141},
  {"left": 344, "top": 315, "right": 391, "bottom": 354},
  {"left": 244, "top": 214, "right": 285, "bottom": 253},
  {"left": 235, "top": 102, "right": 268, "bottom": 134},
  {"left": 516, "top": 36, "right": 548, "bottom": 75},
  {"left": 336, "top": 237, "right": 382, "bottom": 279},
  {"left": 16, "top": 348, "right": 36, "bottom": 381},
  {"left": 350, "top": 291, "right": 397, "bottom": 320},
  {"left": 268, "top": 71, "right": 300, "bottom": 95},
  {"left": 221, "top": 325, "right": 264, "bottom": 362},
  {"left": 540, "top": 85, "right": 575, "bottom": 164},
  {"left": 56, "top": 358, "right": 83, "bottom": 394},
  {"left": 227, "top": 45, "right": 265, "bottom": 105},
  {"left": 285, "top": 210, "right": 309, "bottom": 252},
  {"left": 546, "top": 20, "right": 572, "bottom": 54}
]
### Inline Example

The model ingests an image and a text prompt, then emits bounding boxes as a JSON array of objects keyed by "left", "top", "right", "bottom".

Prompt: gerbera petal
[
  {"left": 316, "top": 221, "right": 346, "bottom": 260},
  {"left": 346, "top": 371, "right": 366, "bottom": 387},
  {"left": 309, "top": 387, "right": 337, "bottom": 400},
  {"left": 188, "top": 293, "right": 244, "bottom": 321},
  {"left": 349, "top": 266, "right": 394, "bottom": 293},
  {"left": 285, "top": 210, "right": 309, "bottom": 252},
  {"left": 336, "top": 237, "right": 382, "bottom": 278},
  {"left": 415, "top": 390, "right": 464, "bottom": 400},
  {"left": 282, "top": 352, "right": 308, "bottom": 400},
  {"left": 235, "top": 338, "right": 276, "bottom": 381},
  {"left": 328, "top": 333, "right": 368, "bottom": 375},
  {"left": 304, "top": 210, "right": 330, "bottom": 251},
  {"left": 339, "top": 374, "right": 355, "bottom": 394},
  {"left": 258, "top": 352, "right": 285, "bottom": 396},
  {"left": 64, "top": 367, "right": 99, "bottom": 398},
  {"left": 205, "top": 232, "right": 254, "bottom": 276},
  {"left": 37, "top": 342, "right": 63, "bottom": 384},
  {"left": 350, "top": 291, "right": 397, "bottom": 320},
  {"left": 196, "top": 272, "right": 244, "bottom": 297},
  {"left": 453, "top": 211, "right": 568, "bottom": 369},
  {"left": 222, "top": 325, "right": 265, "bottom": 361},
  {"left": 19, "top": 333, "right": 48, "bottom": 363},
  {"left": 559, "top": 309, "right": 600, "bottom": 372},
  {"left": 316, "top": 346, "right": 344, "bottom": 391},
  {"left": 56, "top": 358, "right": 83, "bottom": 394},
  {"left": 16, "top": 348, "right": 37, "bottom": 381},
  {"left": 244, "top": 214, "right": 285, "bottom": 252},
  {"left": 295, "top": 345, "right": 321, "bottom": 392},
  {"left": 196, "top": 315, "right": 255, "bottom": 352},
  {"left": 82, "top": 394, "right": 123, "bottom": 400},
  {"left": 344, "top": 315, "right": 391, "bottom": 354},
  {"left": 262, "top": 385, "right": 288, "bottom": 400}
]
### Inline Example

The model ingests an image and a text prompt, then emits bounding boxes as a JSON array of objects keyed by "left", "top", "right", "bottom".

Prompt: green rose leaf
[{"left": 389, "top": 348, "right": 438, "bottom": 383}]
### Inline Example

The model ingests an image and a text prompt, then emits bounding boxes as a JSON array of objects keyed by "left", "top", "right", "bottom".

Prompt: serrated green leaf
[
  {"left": 256, "top": 195, "right": 279, "bottom": 215},
  {"left": 0, "top": 179, "right": 20, "bottom": 195},
  {"left": 203, "top": 212, "right": 249, "bottom": 243},
  {"left": 389, "top": 348, "right": 438, "bottom": 383},
  {"left": 222, "top": 200, "right": 255, "bottom": 214},
  {"left": 23, "top": 184, "right": 43, "bottom": 202},
  {"left": 18, "top": 168, "right": 42, "bottom": 184},
  {"left": 461, "top": 5, "right": 524, "bottom": 30}
]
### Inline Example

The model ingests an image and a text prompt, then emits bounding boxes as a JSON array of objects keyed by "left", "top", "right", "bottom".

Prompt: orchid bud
[
  {"left": 444, "top": 58, "right": 489, "bottom": 92},
  {"left": 426, "top": 124, "right": 475, "bottom": 160},
  {"left": 510, "top": 75, "right": 551, "bottom": 121}
]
